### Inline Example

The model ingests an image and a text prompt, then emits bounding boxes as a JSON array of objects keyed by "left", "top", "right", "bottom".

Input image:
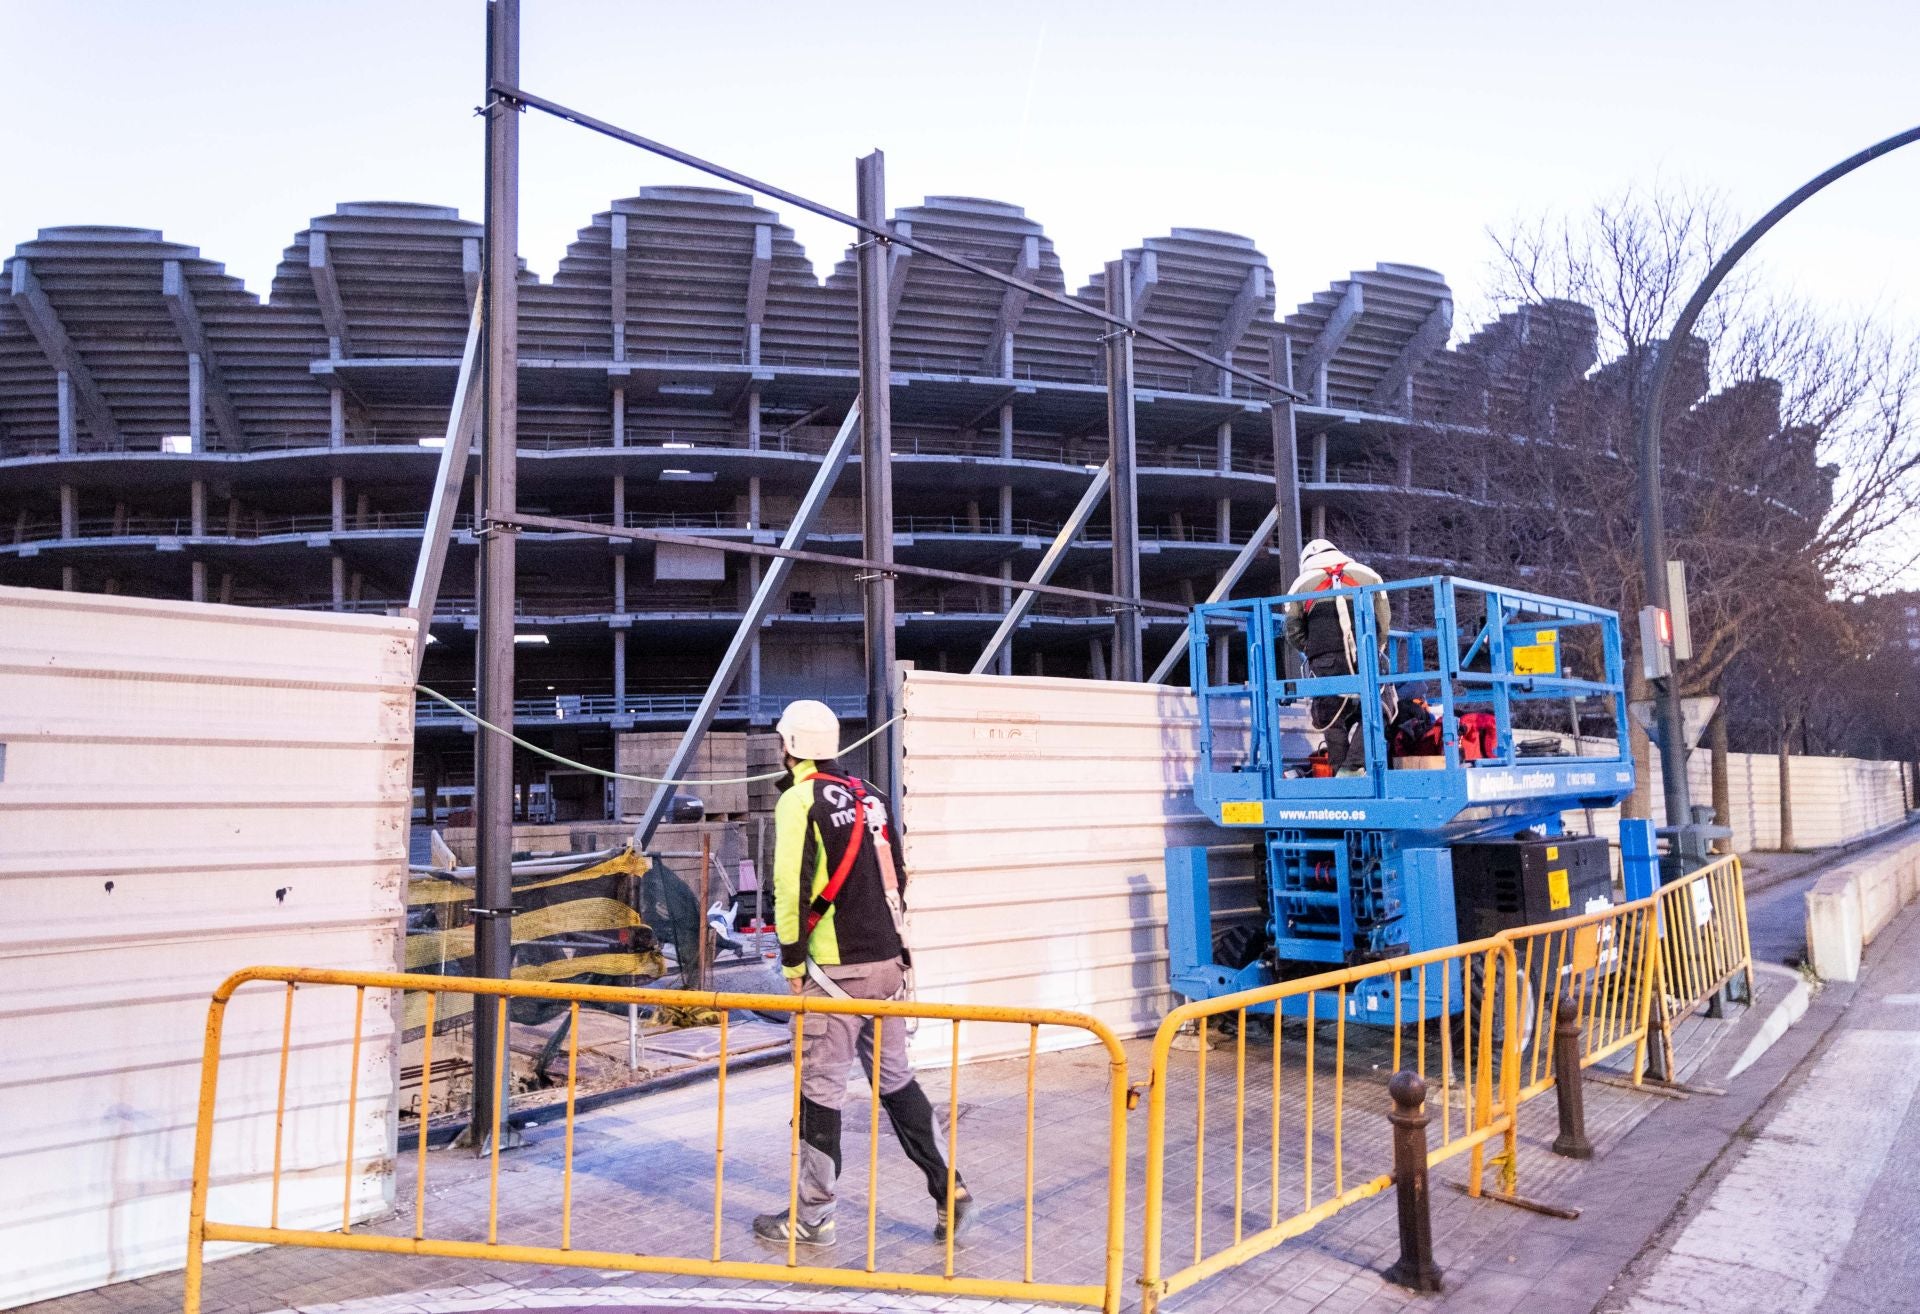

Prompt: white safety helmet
[
  {"left": 776, "top": 699, "right": 842, "bottom": 761},
  {"left": 1300, "top": 538, "right": 1345, "bottom": 571}
]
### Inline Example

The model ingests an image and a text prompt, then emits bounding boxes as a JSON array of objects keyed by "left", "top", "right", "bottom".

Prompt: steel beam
[
  {"left": 407, "top": 296, "right": 484, "bottom": 676},
  {"left": 635, "top": 402, "right": 862, "bottom": 846},
  {"left": 1129, "top": 250, "right": 1160, "bottom": 322},
  {"left": 1202, "top": 264, "right": 1267, "bottom": 395},
  {"left": 498, "top": 508, "right": 1185, "bottom": 612},
  {"left": 969, "top": 462, "right": 1111, "bottom": 674},
  {"left": 609, "top": 212, "right": 627, "bottom": 362},
  {"left": 886, "top": 219, "right": 912, "bottom": 331},
  {"left": 857, "top": 152, "right": 899, "bottom": 798},
  {"left": 469, "top": 0, "right": 520, "bottom": 1155},
  {"left": 162, "top": 261, "right": 247, "bottom": 450},
  {"left": 307, "top": 232, "right": 352, "bottom": 359},
  {"left": 1366, "top": 299, "right": 1451, "bottom": 414},
  {"left": 1104, "top": 259, "right": 1142, "bottom": 682},
  {"left": 1148, "top": 505, "right": 1279, "bottom": 685},
  {"left": 493, "top": 83, "right": 1310, "bottom": 404},
  {"left": 978, "top": 234, "right": 1039, "bottom": 376},
  {"left": 11, "top": 260, "right": 122, "bottom": 448},
  {"left": 1298, "top": 281, "right": 1363, "bottom": 406},
  {"left": 462, "top": 237, "right": 481, "bottom": 312},
  {"left": 744, "top": 223, "right": 772, "bottom": 365}
]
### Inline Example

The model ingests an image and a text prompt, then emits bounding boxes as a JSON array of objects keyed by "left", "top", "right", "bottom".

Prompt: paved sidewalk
[
  {"left": 1601, "top": 887, "right": 1920, "bottom": 1314},
  {"left": 25, "top": 963, "right": 1782, "bottom": 1314}
]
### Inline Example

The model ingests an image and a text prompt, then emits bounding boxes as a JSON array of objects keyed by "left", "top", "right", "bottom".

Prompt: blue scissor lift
[{"left": 1165, "top": 575, "right": 1645, "bottom": 1024}]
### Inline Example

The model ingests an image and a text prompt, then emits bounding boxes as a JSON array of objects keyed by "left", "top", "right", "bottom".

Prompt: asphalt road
[{"left": 1613, "top": 872, "right": 1920, "bottom": 1314}]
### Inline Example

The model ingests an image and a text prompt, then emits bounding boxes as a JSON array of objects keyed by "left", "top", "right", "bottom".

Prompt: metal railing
[
  {"left": 183, "top": 967, "right": 1131, "bottom": 1314},
  {"left": 1139, "top": 938, "right": 1520, "bottom": 1312},
  {"left": 1138, "top": 853, "right": 1752, "bottom": 1310}
]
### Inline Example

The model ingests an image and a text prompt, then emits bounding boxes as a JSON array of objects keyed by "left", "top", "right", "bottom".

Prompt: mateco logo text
[{"left": 1273, "top": 808, "right": 1368, "bottom": 823}]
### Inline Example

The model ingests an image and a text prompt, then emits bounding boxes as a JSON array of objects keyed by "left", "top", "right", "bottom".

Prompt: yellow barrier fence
[
  {"left": 183, "top": 967, "right": 1132, "bottom": 1314},
  {"left": 1138, "top": 853, "right": 1754, "bottom": 1311},
  {"left": 1138, "top": 938, "right": 1522, "bottom": 1313}
]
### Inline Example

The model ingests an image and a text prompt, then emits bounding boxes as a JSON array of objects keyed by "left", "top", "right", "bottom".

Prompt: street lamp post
[{"left": 1637, "top": 123, "right": 1920, "bottom": 874}]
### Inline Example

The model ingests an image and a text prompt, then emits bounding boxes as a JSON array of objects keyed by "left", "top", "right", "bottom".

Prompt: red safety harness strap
[{"left": 803, "top": 772, "right": 867, "bottom": 936}]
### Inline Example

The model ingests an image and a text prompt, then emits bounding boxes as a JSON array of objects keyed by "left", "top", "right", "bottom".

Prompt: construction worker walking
[
  {"left": 1283, "top": 538, "right": 1394, "bottom": 775},
  {"left": 752, "top": 698, "right": 973, "bottom": 1249}
]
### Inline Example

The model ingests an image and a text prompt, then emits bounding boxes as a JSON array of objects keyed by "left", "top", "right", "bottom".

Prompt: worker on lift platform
[{"left": 1283, "top": 538, "right": 1394, "bottom": 776}]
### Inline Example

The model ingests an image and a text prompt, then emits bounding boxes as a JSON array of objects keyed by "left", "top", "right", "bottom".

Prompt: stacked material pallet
[
  {"left": 616, "top": 731, "right": 749, "bottom": 818},
  {"left": 747, "top": 732, "right": 786, "bottom": 818}
]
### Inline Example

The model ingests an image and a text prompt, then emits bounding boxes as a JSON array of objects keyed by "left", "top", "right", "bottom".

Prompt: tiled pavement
[{"left": 24, "top": 969, "right": 1784, "bottom": 1314}]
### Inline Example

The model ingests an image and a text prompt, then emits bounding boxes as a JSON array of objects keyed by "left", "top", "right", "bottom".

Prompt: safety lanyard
[{"left": 802, "top": 772, "right": 868, "bottom": 937}]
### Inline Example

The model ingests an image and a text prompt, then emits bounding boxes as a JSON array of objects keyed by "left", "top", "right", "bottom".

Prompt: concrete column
[
  {"left": 748, "top": 390, "right": 761, "bottom": 451},
  {"left": 56, "top": 371, "right": 75, "bottom": 455},
  {"left": 218, "top": 572, "right": 233, "bottom": 606},
  {"left": 1313, "top": 432, "right": 1328, "bottom": 483},
  {"left": 190, "top": 480, "right": 207, "bottom": 536},
  {"left": 187, "top": 353, "right": 205, "bottom": 452},
  {"left": 191, "top": 561, "right": 207, "bottom": 604},
  {"left": 329, "top": 388, "right": 345, "bottom": 449},
  {"left": 1398, "top": 440, "right": 1413, "bottom": 488},
  {"left": 612, "top": 387, "right": 625, "bottom": 448},
  {"left": 59, "top": 485, "right": 77, "bottom": 539},
  {"left": 1217, "top": 421, "right": 1232, "bottom": 473},
  {"left": 331, "top": 477, "right": 346, "bottom": 533},
  {"left": 612, "top": 474, "right": 625, "bottom": 528},
  {"left": 332, "top": 554, "right": 346, "bottom": 610},
  {"left": 1030, "top": 650, "right": 1045, "bottom": 677},
  {"left": 1217, "top": 496, "right": 1232, "bottom": 545},
  {"left": 999, "top": 403, "right": 1013, "bottom": 460},
  {"left": 348, "top": 570, "right": 363, "bottom": 605},
  {"left": 1311, "top": 504, "right": 1326, "bottom": 539},
  {"left": 612, "top": 554, "right": 627, "bottom": 613},
  {"left": 612, "top": 629, "right": 627, "bottom": 713},
  {"left": 61, "top": 566, "right": 76, "bottom": 591},
  {"left": 1088, "top": 637, "right": 1108, "bottom": 681},
  {"left": 1212, "top": 626, "right": 1230, "bottom": 685},
  {"left": 748, "top": 477, "right": 762, "bottom": 531},
  {"left": 355, "top": 492, "right": 370, "bottom": 531}
]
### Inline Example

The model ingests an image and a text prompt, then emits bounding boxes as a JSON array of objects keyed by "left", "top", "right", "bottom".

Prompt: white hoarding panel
[{"left": 0, "top": 586, "right": 413, "bottom": 1307}]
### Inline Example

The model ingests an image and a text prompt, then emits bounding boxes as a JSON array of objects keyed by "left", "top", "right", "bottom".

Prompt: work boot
[
  {"left": 933, "top": 1188, "right": 974, "bottom": 1244},
  {"left": 752, "top": 1210, "right": 835, "bottom": 1248}
]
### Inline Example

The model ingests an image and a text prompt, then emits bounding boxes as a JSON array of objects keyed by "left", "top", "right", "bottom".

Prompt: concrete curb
[{"left": 1725, "top": 962, "right": 1811, "bottom": 1080}]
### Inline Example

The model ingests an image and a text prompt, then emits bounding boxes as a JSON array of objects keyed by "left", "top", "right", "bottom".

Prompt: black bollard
[
  {"left": 1384, "top": 1070, "right": 1444, "bottom": 1293},
  {"left": 1551, "top": 995, "right": 1594, "bottom": 1159}
]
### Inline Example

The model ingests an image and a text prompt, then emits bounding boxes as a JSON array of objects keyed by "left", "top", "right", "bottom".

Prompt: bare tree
[{"left": 1409, "top": 186, "right": 1920, "bottom": 815}]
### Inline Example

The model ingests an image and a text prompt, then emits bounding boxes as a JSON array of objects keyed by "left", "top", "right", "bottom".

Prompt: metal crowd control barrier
[
  {"left": 1652, "top": 856, "right": 1754, "bottom": 1026},
  {"left": 1503, "top": 894, "right": 1665, "bottom": 1100},
  {"left": 1138, "top": 853, "right": 1754, "bottom": 1311},
  {"left": 1138, "top": 938, "right": 1521, "bottom": 1313},
  {"left": 183, "top": 967, "right": 1131, "bottom": 1314}
]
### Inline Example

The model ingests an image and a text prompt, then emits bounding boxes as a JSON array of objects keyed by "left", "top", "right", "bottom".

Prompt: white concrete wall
[
  {"left": 0, "top": 585, "right": 414, "bottom": 1307},
  {"left": 896, "top": 670, "right": 1262, "bottom": 1063},
  {"left": 1564, "top": 742, "right": 1911, "bottom": 853},
  {"left": 1805, "top": 828, "right": 1920, "bottom": 982}
]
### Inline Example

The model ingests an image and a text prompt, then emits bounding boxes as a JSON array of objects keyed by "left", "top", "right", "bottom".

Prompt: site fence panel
[
  {"left": 1503, "top": 897, "right": 1663, "bottom": 1100},
  {"left": 184, "top": 967, "right": 1131, "bottom": 1314},
  {"left": 1137, "top": 939, "right": 1521, "bottom": 1313}
]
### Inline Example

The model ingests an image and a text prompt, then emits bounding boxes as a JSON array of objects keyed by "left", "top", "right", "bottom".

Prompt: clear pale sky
[{"left": 6, "top": 0, "right": 1916, "bottom": 335}]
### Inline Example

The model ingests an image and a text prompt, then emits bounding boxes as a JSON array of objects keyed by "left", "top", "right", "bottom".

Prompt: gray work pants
[{"left": 795, "top": 958, "right": 956, "bottom": 1226}]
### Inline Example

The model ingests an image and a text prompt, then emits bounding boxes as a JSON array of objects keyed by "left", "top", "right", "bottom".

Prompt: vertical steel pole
[
  {"left": 856, "top": 152, "right": 897, "bottom": 797},
  {"left": 1269, "top": 333, "right": 1303, "bottom": 570},
  {"left": 469, "top": 0, "right": 519, "bottom": 1153},
  {"left": 1104, "top": 259, "right": 1142, "bottom": 682}
]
